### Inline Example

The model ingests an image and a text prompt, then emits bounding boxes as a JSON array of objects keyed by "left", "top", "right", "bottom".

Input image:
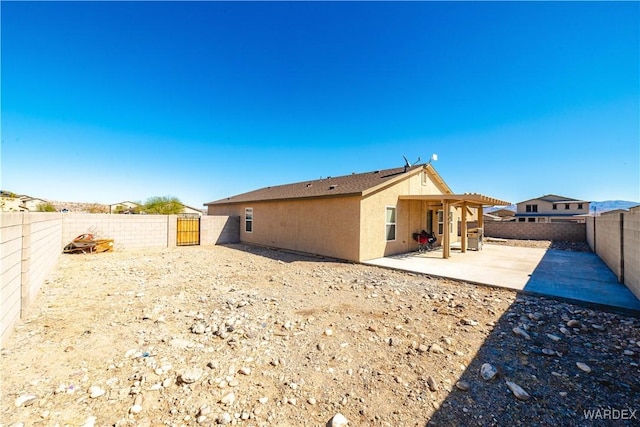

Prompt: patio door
[{"left": 426, "top": 210, "right": 434, "bottom": 234}]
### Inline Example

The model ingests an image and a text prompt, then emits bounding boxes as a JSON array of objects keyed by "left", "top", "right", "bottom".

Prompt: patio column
[
  {"left": 443, "top": 199, "right": 450, "bottom": 259},
  {"left": 478, "top": 205, "right": 484, "bottom": 229},
  {"left": 461, "top": 202, "right": 467, "bottom": 253}
]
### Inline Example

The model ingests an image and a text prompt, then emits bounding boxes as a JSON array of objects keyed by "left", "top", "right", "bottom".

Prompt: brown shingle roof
[{"left": 206, "top": 164, "right": 438, "bottom": 205}]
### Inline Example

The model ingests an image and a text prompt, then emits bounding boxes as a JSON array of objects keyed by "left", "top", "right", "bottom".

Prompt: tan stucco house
[
  {"left": 515, "top": 194, "right": 590, "bottom": 223},
  {"left": 110, "top": 201, "right": 141, "bottom": 214},
  {"left": 205, "top": 164, "right": 509, "bottom": 262},
  {"left": 0, "top": 194, "right": 49, "bottom": 212}
]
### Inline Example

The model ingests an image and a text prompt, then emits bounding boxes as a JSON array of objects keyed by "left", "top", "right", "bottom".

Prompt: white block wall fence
[
  {"left": 0, "top": 213, "right": 239, "bottom": 347},
  {"left": 587, "top": 206, "right": 640, "bottom": 300}
]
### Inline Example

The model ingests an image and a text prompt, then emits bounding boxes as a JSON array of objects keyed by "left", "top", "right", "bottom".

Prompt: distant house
[
  {"left": 0, "top": 194, "right": 50, "bottom": 212},
  {"left": 110, "top": 201, "right": 203, "bottom": 216},
  {"left": 205, "top": 164, "right": 510, "bottom": 262},
  {"left": 180, "top": 204, "right": 205, "bottom": 217},
  {"left": 110, "top": 201, "right": 141, "bottom": 214},
  {"left": 515, "top": 194, "right": 590, "bottom": 223},
  {"left": 483, "top": 212, "right": 502, "bottom": 222},
  {"left": 488, "top": 208, "right": 516, "bottom": 220}
]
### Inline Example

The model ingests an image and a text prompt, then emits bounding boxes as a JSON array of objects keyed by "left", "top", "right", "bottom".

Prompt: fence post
[
  {"left": 593, "top": 216, "right": 596, "bottom": 253},
  {"left": 167, "top": 215, "right": 177, "bottom": 248},
  {"left": 20, "top": 214, "right": 31, "bottom": 318}
]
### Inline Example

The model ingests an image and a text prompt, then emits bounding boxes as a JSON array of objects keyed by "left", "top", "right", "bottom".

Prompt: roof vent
[
  {"left": 373, "top": 170, "right": 379, "bottom": 174},
  {"left": 329, "top": 185, "right": 338, "bottom": 190},
  {"left": 306, "top": 183, "right": 312, "bottom": 188}
]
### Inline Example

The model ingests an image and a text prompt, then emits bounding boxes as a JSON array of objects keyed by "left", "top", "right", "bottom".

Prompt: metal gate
[{"left": 177, "top": 216, "right": 200, "bottom": 246}]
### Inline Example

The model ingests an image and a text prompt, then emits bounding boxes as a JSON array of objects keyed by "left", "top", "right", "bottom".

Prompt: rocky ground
[{"left": 1, "top": 243, "right": 638, "bottom": 427}]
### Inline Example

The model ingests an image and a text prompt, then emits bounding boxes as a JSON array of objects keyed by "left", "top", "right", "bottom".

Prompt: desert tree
[{"left": 143, "top": 195, "right": 184, "bottom": 215}]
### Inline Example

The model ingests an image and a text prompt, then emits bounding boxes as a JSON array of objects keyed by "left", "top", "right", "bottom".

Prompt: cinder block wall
[
  {"left": 201, "top": 216, "right": 240, "bottom": 245},
  {"left": 1, "top": 214, "right": 25, "bottom": 347},
  {"left": 586, "top": 216, "right": 595, "bottom": 250},
  {"left": 624, "top": 208, "right": 640, "bottom": 299},
  {"left": 61, "top": 214, "right": 170, "bottom": 250},
  {"left": 1, "top": 213, "right": 62, "bottom": 347},
  {"left": 1, "top": 213, "right": 238, "bottom": 347},
  {"left": 24, "top": 213, "right": 63, "bottom": 309},
  {"left": 469, "top": 221, "right": 586, "bottom": 241},
  {"left": 592, "top": 212, "right": 622, "bottom": 281}
]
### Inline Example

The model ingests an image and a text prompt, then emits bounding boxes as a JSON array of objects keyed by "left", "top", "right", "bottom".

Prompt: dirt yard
[{"left": 1, "top": 243, "right": 638, "bottom": 426}]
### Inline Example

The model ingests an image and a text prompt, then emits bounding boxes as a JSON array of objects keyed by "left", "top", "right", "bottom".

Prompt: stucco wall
[
  {"left": 359, "top": 171, "right": 461, "bottom": 261},
  {"left": 201, "top": 215, "right": 240, "bottom": 245},
  {"left": 210, "top": 196, "right": 362, "bottom": 261}
]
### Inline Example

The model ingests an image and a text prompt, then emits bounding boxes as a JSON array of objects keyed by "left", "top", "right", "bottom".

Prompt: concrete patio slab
[{"left": 364, "top": 244, "right": 640, "bottom": 316}]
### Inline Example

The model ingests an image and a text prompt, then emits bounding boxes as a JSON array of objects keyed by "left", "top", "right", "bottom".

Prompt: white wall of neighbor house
[
  {"left": 517, "top": 199, "right": 589, "bottom": 216},
  {"left": 0, "top": 212, "right": 237, "bottom": 347}
]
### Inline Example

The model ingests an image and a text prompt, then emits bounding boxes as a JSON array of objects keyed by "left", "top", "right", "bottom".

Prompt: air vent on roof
[
  {"left": 373, "top": 170, "right": 379, "bottom": 174},
  {"left": 329, "top": 185, "right": 338, "bottom": 190},
  {"left": 306, "top": 184, "right": 312, "bottom": 188}
]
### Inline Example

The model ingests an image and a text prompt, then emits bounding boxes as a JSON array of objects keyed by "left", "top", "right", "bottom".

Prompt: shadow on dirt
[
  {"left": 426, "top": 294, "right": 640, "bottom": 426},
  {"left": 220, "top": 242, "right": 347, "bottom": 265}
]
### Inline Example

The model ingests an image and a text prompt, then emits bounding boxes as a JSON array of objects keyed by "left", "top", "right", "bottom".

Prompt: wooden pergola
[{"left": 398, "top": 193, "right": 511, "bottom": 259}]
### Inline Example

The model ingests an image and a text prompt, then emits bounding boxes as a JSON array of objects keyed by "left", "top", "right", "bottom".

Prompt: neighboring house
[
  {"left": 488, "top": 208, "right": 516, "bottom": 220},
  {"left": 0, "top": 194, "right": 50, "bottom": 212},
  {"left": 483, "top": 213, "right": 502, "bottom": 222},
  {"left": 181, "top": 204, "right": 205, "bottom": 217},
  {"left": 110, "top": 201, "right": 141, "bottom": 214},
  {"left": 205, "top": 164, "right": 510, "bottom": 262},
  {"left": 110, "top": 201, "right": 203, "bottom": 216},
  {"left": 21, "top": 196, "right": 51, "bottom": 211},
  {"left": 515, "top": 194, "right": 590, "bottom": 223}
]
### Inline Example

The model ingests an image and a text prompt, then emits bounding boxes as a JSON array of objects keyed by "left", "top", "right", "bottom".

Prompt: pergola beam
[{"left": 400, "top": 193, "right": 510, "bottom": 259}]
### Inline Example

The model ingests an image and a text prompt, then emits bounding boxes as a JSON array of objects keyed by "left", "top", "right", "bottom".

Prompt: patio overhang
[
  {"left": 398, "top": 193, "right": 511, "bottom": 207},
  {"left": 398, "top": 194, "right": 511, "bottom": 259}
]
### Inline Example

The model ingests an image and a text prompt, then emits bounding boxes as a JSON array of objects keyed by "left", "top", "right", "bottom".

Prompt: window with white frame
[
  {"left": 385, "top": 206, "right": 396, "bottom": 241},
  {"left": 245, "top": 208, "right": 253, "bottom": 233}
]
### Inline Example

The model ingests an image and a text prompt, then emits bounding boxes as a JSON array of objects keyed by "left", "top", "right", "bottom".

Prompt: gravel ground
[{"left": 1, "top": 243, "right": 638, "bottom": 427}]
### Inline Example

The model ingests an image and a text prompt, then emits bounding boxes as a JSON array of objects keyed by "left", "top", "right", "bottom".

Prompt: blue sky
[{"left": 2, "top": 1, "right": 638, "bottom": 208}]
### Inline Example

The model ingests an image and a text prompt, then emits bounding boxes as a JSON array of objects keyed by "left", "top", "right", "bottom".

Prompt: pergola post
[
  {"left": 478, "top": 205, "right": 484, "bottom": 229},
  {"left": 443, "top": 199, "right": 450, "bottom": 259},
  {"left": 461, "top": 202, "right": 467, "bottom": 253}
]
